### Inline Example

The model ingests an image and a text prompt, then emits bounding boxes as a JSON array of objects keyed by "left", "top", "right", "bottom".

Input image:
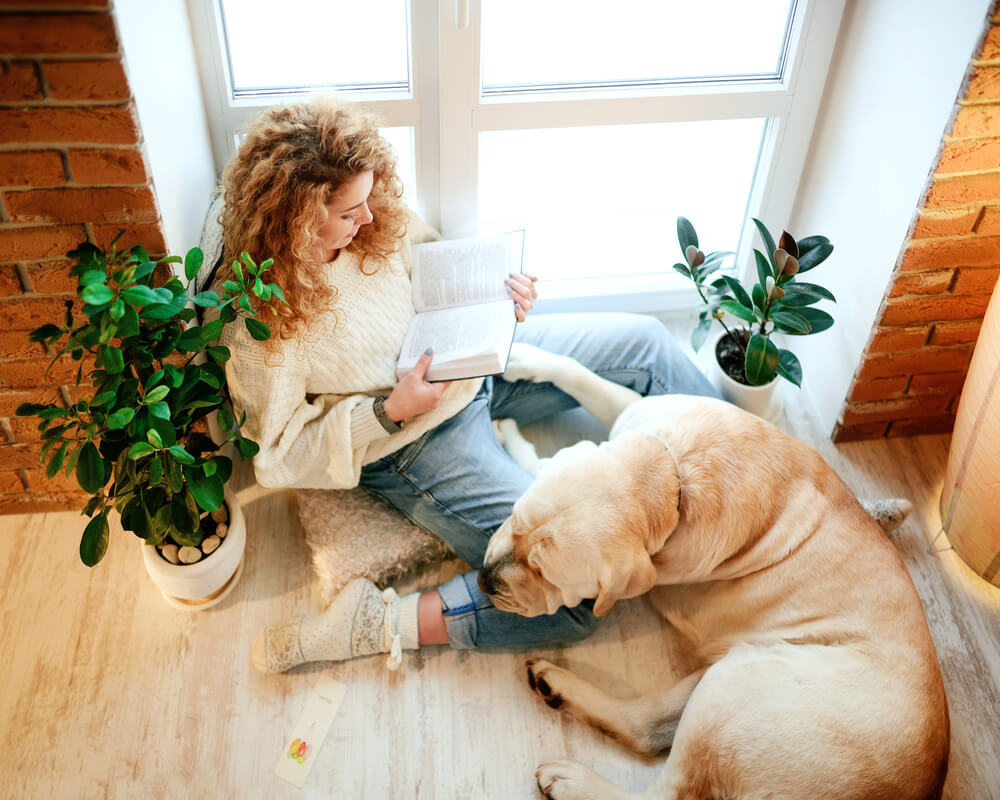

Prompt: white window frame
[{"left": 187, "top": 0, "right": 844, "bottom": 314}]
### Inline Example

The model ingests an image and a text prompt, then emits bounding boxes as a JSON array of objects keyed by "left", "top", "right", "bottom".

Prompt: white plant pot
[
  {"left": 141, "top": 487, "right": 246, "bottom": 611},
  {"left": 706, "top": 331, "right": 782, "bottom": 422}
]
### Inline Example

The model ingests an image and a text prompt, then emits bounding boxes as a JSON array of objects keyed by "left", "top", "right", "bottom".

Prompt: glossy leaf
[
  {"left": 192, "top": 291, "right": 220, "bottom": 307},
  {"left": 128, "top": 442, "right": 156, "bottom": 459},
  {"left": 691, "top": 317, "right": 712, "bottom": 353},
  {"left": 236, "top": 437, "right": 260, "bottom": 458},
  {"left": 777, "top": 349, "right": 803, "bottom": 387},
  {"left": 81, "top": 283, "right": 113, "bottom": 305},
  {"left": 744, "top": 333, "right": 779, "bottom": 386},
  {"left": 796, "top": 241, "right": 834, "bottom": 273},
  {"left": 80, "top": 512, "right": 110, "bottom": 567},
  {"left": 106, "top": 407, "right": 135, "bottom": 430},
  {"left": 245, "top": 318, "right": 270, "bottom": 341},
  {"left": 186, "top": 468, "right": 224, "bottom": 512},
  {"left": 718, "top": 299, "right": 756, "bottom": 323},
  {"left": 771, "top": 310, "right": 812, "bottom": 334},
  {"left": 184, "top": 247, "right": 205, "bottom": 281},
  {"left": 168, "top": 444, "right": 195, "bottom": 464},
  {"left": 676, "top": 217, "right": 698, "bottom": 254},
  {"left": 751, "top": 218, "right": 778, "bottom": 272},
  {"left": 145, "top": 385, "right": 170, "bottom": 403},
  {"left": 793, "top": 307, "right": 835, "bottom": 334}
]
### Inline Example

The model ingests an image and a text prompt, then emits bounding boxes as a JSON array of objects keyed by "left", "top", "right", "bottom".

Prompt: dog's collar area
[{"left": 664, "top": 444, "right": 681, "bottom": 512}]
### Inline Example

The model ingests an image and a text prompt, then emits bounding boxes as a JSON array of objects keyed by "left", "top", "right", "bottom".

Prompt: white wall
[
  {"left": 114, "top": 0, "right": 217, "bottom": 254},
  {"left": 789, "top": 0, "right": 991, "bottom": 437}
]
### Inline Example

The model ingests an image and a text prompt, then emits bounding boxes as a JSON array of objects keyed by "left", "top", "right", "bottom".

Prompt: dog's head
[{"left": 479, "top": 431, "right": 681, "bottom": 618}]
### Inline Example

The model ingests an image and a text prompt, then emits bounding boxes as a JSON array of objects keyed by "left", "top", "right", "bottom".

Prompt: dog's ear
[
  {"left": 607, "top": 431, "right": 682, "bottom": 555},
  {"left": 593, "top": 547, "right": 657, "bottom": 617}
]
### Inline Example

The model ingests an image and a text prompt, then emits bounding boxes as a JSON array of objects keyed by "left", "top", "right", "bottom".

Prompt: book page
[
  {"left": 411, "top": 231, "right": 524, "bottom": 312},
  {"left": 397, "top": 301, "right": 516, "bottom": 381}
]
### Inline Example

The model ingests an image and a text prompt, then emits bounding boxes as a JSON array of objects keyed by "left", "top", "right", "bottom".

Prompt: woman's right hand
[{"left": 383, "top": 349, "right": 452, "bottom": 423}]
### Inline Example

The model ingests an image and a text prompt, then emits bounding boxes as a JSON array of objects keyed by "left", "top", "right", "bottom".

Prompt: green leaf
[
  {"left": 796, "top": 241, "right": 834, "bottom": 273},
  {"left": 147, "top": 401, "right": 170, "bottom": 421},
  {"left": 81, "top": 283, "right": 113, "bottom": 305},
  {"left": 171, "top": 490, "right": 198, "bottom": 534},
  {"left": 149, "top": 454, "right": 163, "bottom": 485},
  {"left": 192, "top": 291, "right": 220, "bottom": 307},
  {"left": 121, "top": 285, "right": 160, "bottom": 306},
  {"left": 185, "top": 468, "right": 224, "bottom": 512},
  {"left": 754, "top": 249, "right": 773, "bottom": 285},
  {"left": 245, "top": 318, "right": 271, "bottom": 341},
  {"left": 133, "top": 260, "right": 158, "bottom": 280},
  {"left": 212, "top": 455, "right": 233, "bottom": 484},
  {"left": 216, "top": 406, "right": 234, "bottom": 434},
  {"left": 109, "top": 298, "right": 125, "bottom": 321},
  {"left": 168, "top": 444, "right": 195, "bottom": 464},
  {"left": 223, "top": 279, "right": 242, "bottom": 294},
  {"left": 691, "top": 317, "right": 713, "bottom": 353},
  {"left": 236, "top": 437, "right": 260, "bottom": 458},
  {"left": 238, "top": 293, "right": 253, "bottom": 313},
  {"left": 146, "top": 428, "right": 164, "bottom": 447},
  {"left": 64, "top": 443, "right": 81, "bottom": 478},
  {"left": 184, "top": 247, "right": 205, "bottom": 281},
  {"left": 80, "top": 512, "right": 110, "bottom": 567},
  {"left": 106, "top": 407, "right": 135, "bottom": 430},
  {"left": 202, "top": 459, "right": 217, "bottom": 477},
  {"left": 771, "top": 310, "right": 812, "bottom": 334},
  {"left": 128, "top": 442, "right": 156, "bottom": 459},
  {"left": 16, "top": 402, "right": 50, "bottom": 417},
  {"left": 144, "top": 385, "right": 170, "bottom": 403},
  {"left": 793, "top": 307, "right": 835, "bottom": 335},
  {"left": 79, "top": 269, "right": 106, "bottom": 286},
  {"left": 676, "top": 217, "right": 698, "bottom": 253},
  {"left": 719, "top": 275, "right": 754, "bottom": 312},
  {"left": 672, "top": 263, "right": 691, "bottom": 279},
  {"left": 751, "top": 218, "right": 778, "bottom": 273},
  {"left": 101, "top": 345, "right": 124, "bottom": 375},
  {"left": 46, "top": 442, "right": 68, "bottom": 479},
  {"left": 786, "top": 281, "right": 835, "bottom": 302},
  {"left": 751, "top": 283, "right": 766, "bottom": 312},
  {"left": 28, "top": 324, "right": 62, "bottom": 343},
  {"left": 777, "top": 349, "right": 803, "bottom": 387},
  {"left": 744, "top": 333, "right": 779, "bottom": 386},
  {"left": 268, "top": 283, "right": 286, "bottom": 304},
  {"left": 206, "top": 345, "right": 230, "bottom": 363},
  {"left": 252, "top": 276, "right": 265, "bottom": 298},
  {"left": 718, "top": 299, "right": 756, "bottom": 323}
]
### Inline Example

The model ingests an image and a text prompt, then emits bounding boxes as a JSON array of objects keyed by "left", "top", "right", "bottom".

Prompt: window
[{"left": 189, "top": 0, "right": 844, "bottom": 313}]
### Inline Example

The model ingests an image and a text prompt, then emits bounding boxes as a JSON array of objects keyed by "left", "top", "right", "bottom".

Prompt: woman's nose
[{"left": 359, "top": 202, "right": 374, "bottom": 225}]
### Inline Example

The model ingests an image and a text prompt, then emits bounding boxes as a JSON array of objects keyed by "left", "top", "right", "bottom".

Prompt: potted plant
[
  {"left": 16, "top": 234, "right": 285, "bottom": 609},
  {"left": 672, "top": 216, "right": 835, "bottom": 417}
]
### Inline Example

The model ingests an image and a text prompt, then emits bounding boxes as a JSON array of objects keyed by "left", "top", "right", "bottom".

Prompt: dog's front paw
[
  {"left": 536, "top": 760, "right": 620, "bottom": 800},
  {"left": 526, "top": 659, "right": 576, "bottom": 711},
  {"left": 504, "top": 343, "right": 570, "bottom": 384}
]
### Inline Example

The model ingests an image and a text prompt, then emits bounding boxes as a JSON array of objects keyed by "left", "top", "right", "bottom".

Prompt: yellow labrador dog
[{"left": 480, "top": 344, "right": 949, "bottom": 800}]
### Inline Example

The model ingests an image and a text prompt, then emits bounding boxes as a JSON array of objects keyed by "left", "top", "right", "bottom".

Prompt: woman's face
[{"left": 316, "top": 170, "right": 375, "bottom": 260}]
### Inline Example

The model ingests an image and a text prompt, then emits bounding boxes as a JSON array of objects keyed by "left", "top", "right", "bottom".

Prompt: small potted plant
[
  {"left": 16, "top": 234, "right": 285, "bottom": 609},
  {"left": 672, "top": 216, "right": 835, "bottom": 417}
]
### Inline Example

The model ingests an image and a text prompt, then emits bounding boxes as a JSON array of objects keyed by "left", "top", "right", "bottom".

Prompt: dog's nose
[{"left": 477, "top": 568, "right": 495, "bottom": 596}]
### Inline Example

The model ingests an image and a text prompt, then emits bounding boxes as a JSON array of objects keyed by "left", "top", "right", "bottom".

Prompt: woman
[{"left": 219, "top": 96, "right": 719, "bottom": 672}]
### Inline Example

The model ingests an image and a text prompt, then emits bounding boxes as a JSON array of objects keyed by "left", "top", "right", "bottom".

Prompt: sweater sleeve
[{"left": 223, "top": 335, "right": 392, "bottom": 490}]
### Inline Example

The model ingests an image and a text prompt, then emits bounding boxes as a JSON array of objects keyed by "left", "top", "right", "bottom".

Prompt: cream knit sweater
[{"left": 219, "top": 246, "right": 482, "bottom": 490}]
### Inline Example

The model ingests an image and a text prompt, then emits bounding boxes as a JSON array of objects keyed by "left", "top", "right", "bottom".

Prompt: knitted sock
[{"left": 251, "top": 578, "right": 421, "bottom": 673}]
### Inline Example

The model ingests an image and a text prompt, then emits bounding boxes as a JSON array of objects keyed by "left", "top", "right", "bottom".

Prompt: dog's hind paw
[
  {"left": 862, "top": 498, "right": 913, "bottom": 534},
  {"left": 536, "top": 760, "right": 625, "bottom": 800}
]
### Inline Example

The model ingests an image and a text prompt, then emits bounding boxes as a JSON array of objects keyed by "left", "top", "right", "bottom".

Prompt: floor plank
[{"left": 2, "top": 387, "right": 998, "bottom": 799}]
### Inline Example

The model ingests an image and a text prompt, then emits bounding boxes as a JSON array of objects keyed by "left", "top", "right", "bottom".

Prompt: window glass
[
  {"left": 478, "top": 118, "right": 765, "bottom": 282},
  {"left": 219, "top": 0, "right": 409, "bottom": 96},
  {"left": 482, "top": 0, "right": 795, "bottom": 93}
]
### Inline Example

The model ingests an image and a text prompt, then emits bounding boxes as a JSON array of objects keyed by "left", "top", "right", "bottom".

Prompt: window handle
[{"left": 456, "top": 0, "right": 469, "bottom": 29}]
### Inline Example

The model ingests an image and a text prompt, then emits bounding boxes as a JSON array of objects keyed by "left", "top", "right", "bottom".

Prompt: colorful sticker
[{"left": 288, "top": 737, "right": 309, "bottom": 764}]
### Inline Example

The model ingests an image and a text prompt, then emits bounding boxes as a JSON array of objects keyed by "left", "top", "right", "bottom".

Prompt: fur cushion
[{"left": 296, "top": 488, "right": 455, "bottom": 603}]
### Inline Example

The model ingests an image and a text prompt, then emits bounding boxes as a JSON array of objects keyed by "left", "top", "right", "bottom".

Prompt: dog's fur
[{"left": 479, "top": 344, "right": 949, "bottom": 800}]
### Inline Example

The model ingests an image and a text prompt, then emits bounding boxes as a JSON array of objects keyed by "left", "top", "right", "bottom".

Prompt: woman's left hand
[{"left": 506, "top": 272, "right": 539, "bottom": 322}]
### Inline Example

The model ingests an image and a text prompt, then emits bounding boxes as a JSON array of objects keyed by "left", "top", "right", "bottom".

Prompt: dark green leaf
[
  {"left": 719, "top": 275, "right": 754, "bottom": 311},
  {"left": 771, "top": 310, "right": 812, "bottom": 334},
  {"left": 46, "top": 442, "right": 68, "bottom": 479},
  {"left": 751, "top": 218, "right": 778, "bottom": 273},
  {"left": 216, "top": 406, "right": 234, "bottom": 434},
  {"left": 672, "top": 263, "right": 691, "bottom": 279},
  {"left": 796, "top": 241, "right": 834, "bottom": 273},
  {"left": 206, "top": 345, "right": 230, "bottom": 363},
  {"left": 184, "top": 247, "right": 205, "bottom": 282},
  {"left": 245, "top": 318, "right": 271, "bottom": 341},
  {"left": 147, "top": 401, "right": 170, "bottom": 421},
  {"left": 751, "top": 283, "right": 766, "bottom": 312},
  {"left": 64, "top": 443, "right": 81, "bottom": 478},
  {"left": 100, "top": 345, "right": 124, "bottom": 375},
  {"left": 777, "top": 349, "right": 803, "bottom": 387},
  {"left": 718, "top": 299, "right": 756, "bottom": 323},
  {"left": 202, "top": 459, "right": 217, "bottom": 477},
  {"left": 133, "top": 260, "right": 157, "bottom": 280},
  {"left": 79, "top": 269, "right": 106, "bottom": 286},
  {"left": 171, "top": 490, "right": 197, "bottom": 534},
  {"left": 744, "top": 333, "right": 779, "bottom": 386},
  {"left": 80, "top": 512, "right": 110, "bottom": 567},
  {"left": 28, "top": 324, "right": 62, "bottom": 343},
  {"left": 16, "top": 402, "right": 49, "bottom": 417},
  {"left": 676, "top": 217, "right": 698, "bottom": 253},
  {"left": 223, "top": 280, "right": 242, "bottom": 294},
  {"left": 793, "top": 307, "right": 835, "bottom": 334},
  {"left": 149, "top": 454, "right": 163, "bottom": 485},
  {"left": 786, "top": 281, "right": 835, "bottom": 302},
  {"left": 81, "top": 283, "right": 113, "bottom": 305},
  {"left": 212, "top": 456, "right": 233, "bottom": 484},
  {"left": 236, "top": 437, "right": 260, "bottom": 458},
  {"left": 754, "top": 249, "right": 773, "bottom": 285}
]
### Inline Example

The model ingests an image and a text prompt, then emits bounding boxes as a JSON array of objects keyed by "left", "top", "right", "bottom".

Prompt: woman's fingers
[{"left": 507, "top": 273, "right": 538, "bottom": 300}]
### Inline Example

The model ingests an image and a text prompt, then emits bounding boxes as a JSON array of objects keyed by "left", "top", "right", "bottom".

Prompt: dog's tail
[{"left": 861, "top": 498, "right": 913, "bottom": 534}]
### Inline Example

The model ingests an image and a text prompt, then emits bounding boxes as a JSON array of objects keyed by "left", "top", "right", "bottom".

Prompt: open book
[{"left": 396, "top": 230, "right": 525, "bottom": 382}]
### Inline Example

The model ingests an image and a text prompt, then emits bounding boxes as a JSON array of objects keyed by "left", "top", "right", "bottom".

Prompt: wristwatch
[{"left": 373, "top": 395, "right": 403, "bottom": 434}]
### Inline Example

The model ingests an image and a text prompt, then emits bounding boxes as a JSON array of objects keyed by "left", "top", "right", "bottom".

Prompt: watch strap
[{"left": 373, "top": 395, "right": 403, "bottom": 434}]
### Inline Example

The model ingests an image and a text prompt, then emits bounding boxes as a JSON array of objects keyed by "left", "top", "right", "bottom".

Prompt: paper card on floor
[{"left": 274, "top": 677, "right": 347, "bottom": 788}]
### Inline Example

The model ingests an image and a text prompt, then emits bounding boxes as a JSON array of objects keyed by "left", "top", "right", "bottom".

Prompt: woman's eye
[{"left": 342, "top": 212, "right": 359, "bottom": 221}]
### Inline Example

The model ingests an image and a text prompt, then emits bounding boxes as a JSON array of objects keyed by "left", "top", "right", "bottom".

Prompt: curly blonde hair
[{"left": 220, "top": 96, "right": 408, "bottom": 343}]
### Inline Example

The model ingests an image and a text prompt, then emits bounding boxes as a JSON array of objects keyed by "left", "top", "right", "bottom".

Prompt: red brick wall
[
  {"left": 834, "top": 7, "right": 1000, "bottom": 442},
  {"left": 0, "top": 1, "right": 165, "bottom": 513}
]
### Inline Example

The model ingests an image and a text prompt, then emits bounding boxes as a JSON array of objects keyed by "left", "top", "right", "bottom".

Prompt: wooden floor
[{"left": 2, "top": 384, "right": 999, "bottom": 799}]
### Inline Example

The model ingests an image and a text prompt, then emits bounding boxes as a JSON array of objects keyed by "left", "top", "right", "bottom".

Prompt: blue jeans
[{"left": 359, "top": 313, "right": 719, "bottom": 650}]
